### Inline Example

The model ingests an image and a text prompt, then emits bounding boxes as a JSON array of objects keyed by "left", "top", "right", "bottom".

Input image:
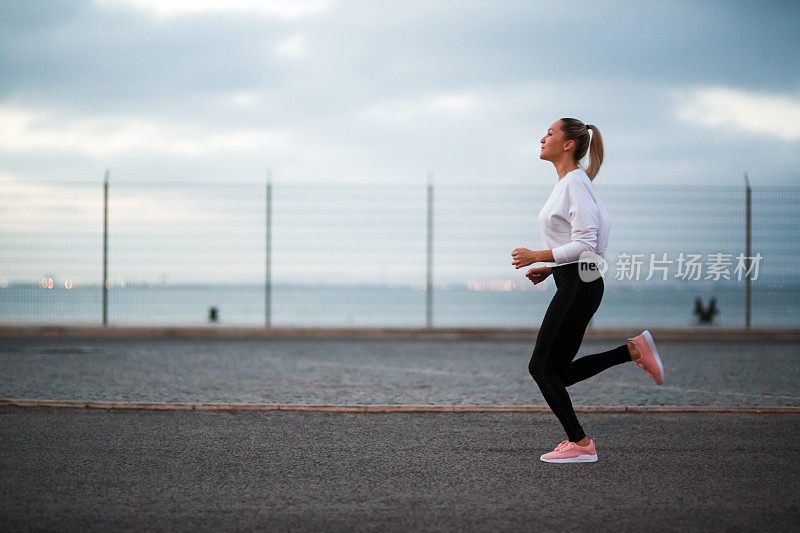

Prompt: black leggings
[{"left": 528, "top": 262, "right": 631, "bottom": 442}]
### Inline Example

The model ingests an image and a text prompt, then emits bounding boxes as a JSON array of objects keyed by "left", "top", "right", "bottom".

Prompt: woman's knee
[
  {"left": 528, "top": 357, "right": 554, "bottom": 383},
  {"left": 555, "top": 365, "right": 576, "bottom": 387}
]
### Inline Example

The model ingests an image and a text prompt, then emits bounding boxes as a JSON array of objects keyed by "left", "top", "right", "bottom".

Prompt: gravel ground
[{"left": 1, "top": 336, "right": 798, "bottom": 406}]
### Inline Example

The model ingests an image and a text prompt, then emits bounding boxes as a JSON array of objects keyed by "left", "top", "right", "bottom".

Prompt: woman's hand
[
  {"left": 526, "top": 266, "right": 552, "bottom": 285},
  {"left": 511, "top": 247, "right": 539, "bottom": 269}
]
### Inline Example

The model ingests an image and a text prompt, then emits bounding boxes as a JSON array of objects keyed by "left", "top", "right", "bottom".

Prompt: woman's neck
[{"left": 554, "top": 160, "right": 579, "bottom": 181}]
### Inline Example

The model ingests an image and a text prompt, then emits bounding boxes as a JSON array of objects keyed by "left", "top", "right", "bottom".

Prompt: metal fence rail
[{"left": 1, "top": 175, "right": 797, "bottom": 329}]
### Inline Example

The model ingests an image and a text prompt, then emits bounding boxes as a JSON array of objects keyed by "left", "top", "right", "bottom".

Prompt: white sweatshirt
[{"left": 537, "top": 168, "right": 610, "bottom": 268}]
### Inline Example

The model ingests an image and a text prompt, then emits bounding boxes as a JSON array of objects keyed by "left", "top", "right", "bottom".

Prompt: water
[{"left": 2, "top": 281, "right": 797, "bottom": 328}]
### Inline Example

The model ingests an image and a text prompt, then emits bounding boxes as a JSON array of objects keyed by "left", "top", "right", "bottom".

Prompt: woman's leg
[
  {"left": 549, "top": 278, "right": 632, "bottom": 387},
  {"left": 557, "top": 345, "right": 632, "bottom": 387},
  {"left": 528, "top": 279, "right": 588, "bottom": 443}
]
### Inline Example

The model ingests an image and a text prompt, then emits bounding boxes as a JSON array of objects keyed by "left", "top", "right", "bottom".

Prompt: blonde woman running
[{"left": 511, "top": 118, "right": 664, "bottom": 463}]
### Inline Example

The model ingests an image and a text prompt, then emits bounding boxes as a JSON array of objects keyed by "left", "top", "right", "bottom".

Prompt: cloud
[
  {"left": 676, "top": 86, "right": 800, "bottom": 141},
  {"left": 274, "top": 34, "right": 307, "bottom": 59},
  {"left": 0, "top": 2, "right": 798, "bottom": 184},
  {"left": 359, "top": 92, "right": 482, "bottom": 124},
  {"left": 0, "top": 174, "right": 208, "bottom": 227},
  {"left": 430, "top": 93, "right": 480, "bottom": 113},
  {"left": 222, "top": 91, "right": 260, "bottom": 108},
  {"left": 0, "top": 104, "right": 290, "bottom": 158},
  {"left": 92, "top": 0, "right": 332, "bottom": 19}
]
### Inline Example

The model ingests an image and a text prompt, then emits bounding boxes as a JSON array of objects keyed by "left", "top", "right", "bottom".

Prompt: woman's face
[{"left": 539, "top": 120, "right": 568, "bottom": 162}]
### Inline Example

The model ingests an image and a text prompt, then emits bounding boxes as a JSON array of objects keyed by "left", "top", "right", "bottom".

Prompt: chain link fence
[{"left": 1, "top": 177, "right": 797, "bottom": 328}]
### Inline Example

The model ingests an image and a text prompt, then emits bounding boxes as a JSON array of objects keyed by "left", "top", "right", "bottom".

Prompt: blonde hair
[{"left": 559, "top": 118, "right": 604, "bottom": 180}]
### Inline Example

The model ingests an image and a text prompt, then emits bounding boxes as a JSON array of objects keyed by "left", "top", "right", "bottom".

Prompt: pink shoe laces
[{"left": 554, "top": 440, "right": 572, "bottom": 452}]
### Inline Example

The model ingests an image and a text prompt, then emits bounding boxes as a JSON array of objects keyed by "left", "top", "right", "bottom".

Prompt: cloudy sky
[{"left": 1, "top": 0, "right": 799, "bottom": 186}]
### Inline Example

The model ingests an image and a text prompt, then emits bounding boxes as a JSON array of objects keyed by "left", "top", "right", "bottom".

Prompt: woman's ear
[{"left": 563, "top": 139, "right": 575, "bottom": 152}]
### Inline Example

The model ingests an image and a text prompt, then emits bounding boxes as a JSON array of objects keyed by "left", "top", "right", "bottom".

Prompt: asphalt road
[{"left": 1, "top": 407, "right": 798, "bottom": 531}]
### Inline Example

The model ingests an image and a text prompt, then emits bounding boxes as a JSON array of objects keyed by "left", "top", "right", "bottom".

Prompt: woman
[{"left": 511, "top": 118, "right": 664, "bottom": 464}]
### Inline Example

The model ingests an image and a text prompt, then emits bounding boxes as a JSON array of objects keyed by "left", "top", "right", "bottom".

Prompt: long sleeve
[{"left": 550, "top": 177, "right": 600, "bottom": 264}]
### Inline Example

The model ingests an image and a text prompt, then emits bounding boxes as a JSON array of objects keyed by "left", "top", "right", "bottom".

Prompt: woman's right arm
[{"left": 526, "top": 266, "right": 552, "bottom": 285}]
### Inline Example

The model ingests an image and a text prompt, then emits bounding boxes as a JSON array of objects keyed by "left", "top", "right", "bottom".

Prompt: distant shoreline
[{"left": 1, "top": 326, "right": 798, "bottom": 341}]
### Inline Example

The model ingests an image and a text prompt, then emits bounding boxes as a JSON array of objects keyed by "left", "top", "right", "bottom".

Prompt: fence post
[
  {"left": 266, "top": 172, "right": 272, "bottom": 328},
  {"left": 426, "top": 172, "right": 433, "bottom": 328},
  {"left": 102, "top": 168, "right": 109, "bottom": 326},
  {"left": 744, "top": 173, "right": 751, "bottom": 329}
]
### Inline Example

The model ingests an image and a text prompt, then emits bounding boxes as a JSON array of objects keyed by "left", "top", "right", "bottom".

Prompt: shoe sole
[
  {"left": 642, "top": 329, "right": 664, "bottom": 385},
  {"left": 540, "top": 454, "right": 598, "bottom": 463}
]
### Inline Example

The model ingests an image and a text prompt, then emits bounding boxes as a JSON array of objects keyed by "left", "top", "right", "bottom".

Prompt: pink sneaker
[
  {"left": 540, "top": 439, "right": 598, "bottom": 463},
  {"left": 628, "top": 329, "right": 664, "bottom": 385}
]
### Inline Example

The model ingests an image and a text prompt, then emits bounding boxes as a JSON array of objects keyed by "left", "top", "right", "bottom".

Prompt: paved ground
[
  {"left": 1, "top": 407, "right": 798, "bottom": 531},
  {"left": 2, "top": 336, "right": 798, "bottom": 530},
  {"left": 1, "top": 337, "right": 798, "bottom": 406}
]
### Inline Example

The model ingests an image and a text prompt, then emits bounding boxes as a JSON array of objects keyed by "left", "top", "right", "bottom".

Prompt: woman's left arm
[{"left": 511, "top": 248, "right": 554, "bottom": 269}]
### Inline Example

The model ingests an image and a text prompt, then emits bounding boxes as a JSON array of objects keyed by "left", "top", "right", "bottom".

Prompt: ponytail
[
  {"left": 558, "top": 118, "right": 604, "bottom": 180},
  {"left": 585, "top": 124, "right": 604, "bottom": 180}
]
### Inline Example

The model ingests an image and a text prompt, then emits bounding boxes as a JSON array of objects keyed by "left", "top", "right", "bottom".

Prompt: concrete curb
[
  {"left": 1, "top": 399, "right": 797, "bottom": 413},
  {"left": 2, "top": 326, "right": 799, "bottom": 341}
]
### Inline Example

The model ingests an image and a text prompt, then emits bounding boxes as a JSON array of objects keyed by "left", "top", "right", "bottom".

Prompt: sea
[{"left": 1, "top": 280, "right": 797, "bottom": 329}]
